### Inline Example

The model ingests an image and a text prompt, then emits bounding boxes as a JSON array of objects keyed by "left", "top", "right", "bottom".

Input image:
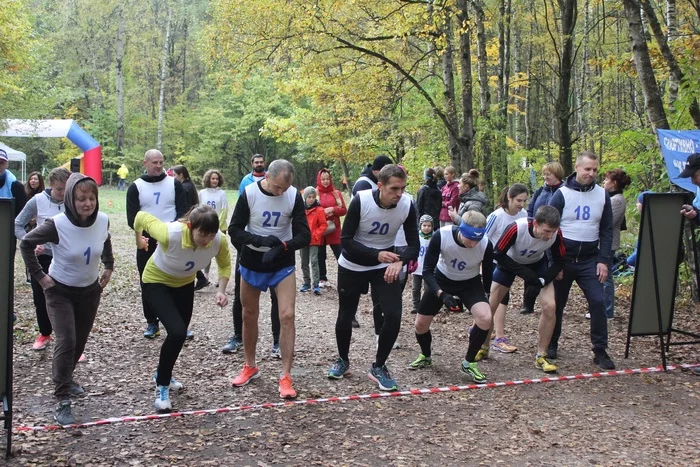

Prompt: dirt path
[{"left": 5, "top": 206, "right": 700, "bottom": 465}]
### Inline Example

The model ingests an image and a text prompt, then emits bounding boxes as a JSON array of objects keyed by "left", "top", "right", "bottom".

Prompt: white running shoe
[{"left": 154, "top": 385, "right": 172, "bottom": 412}]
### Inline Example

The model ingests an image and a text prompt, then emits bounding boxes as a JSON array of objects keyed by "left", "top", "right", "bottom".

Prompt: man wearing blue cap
[
  {"left": 489, "top": 205, "right": 566, "bottom": 373},
  {"left": 0, "top": 148, "right": 27, "bottom": 216},
  {"left": 678, "top": 152, "right": 700, "bottom": 376},
  {"left": 407, "top": 210, "right": 494, "bottom": 383}
]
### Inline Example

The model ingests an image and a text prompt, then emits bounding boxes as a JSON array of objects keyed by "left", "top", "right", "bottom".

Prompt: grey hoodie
[
  {"left": 63, "top": 173, "right": 100, "bottom": 227},
  {"left": 14, "top": 189, "right": 65, "bottom": 255},
  {"left": 20, "top": 173, "right": 113, "bottom": 281},
  {"left": 454, "top": 187, "right": 488, "bottom": 223}
]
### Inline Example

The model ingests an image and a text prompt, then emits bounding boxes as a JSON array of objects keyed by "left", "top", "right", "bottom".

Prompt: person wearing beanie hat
[
  {"left": 410, "top": 215, "right": 434, "bottom": 313},
  {"left": 0, "top": 148, "right": 28, "bottom": 216},
  {"left": 299, "top": 186, "right": 327, "bottom": 295},
  {"left": 416, "top": 169, "right": 441, "bottom": 231},
  {"left": 408, "top": 210, "right": 493, "bottom": 383},
  {"left": 351, "top": 154, "right": 393, "bottom": 197}
]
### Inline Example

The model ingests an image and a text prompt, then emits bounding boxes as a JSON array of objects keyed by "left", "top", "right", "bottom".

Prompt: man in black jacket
[
  {"left": 547, "top": 151, "right": 615, "bottom": 370},
  {"left": 351, "top": 155, "right": 393, "bottom": 196},
  {"left": 126, "top": 149, "right": 187, "bottom": 339},
  {"left": 415, "top": 168, "right": 441, "bottom": 229}
]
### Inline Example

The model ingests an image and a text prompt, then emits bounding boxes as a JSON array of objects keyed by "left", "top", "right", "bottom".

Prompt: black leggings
[
  {"left": 318, "top": 242, "right": 342, "bottom": 282},
  {"left": 144, "top": 282, "right": 195, "bottom": 387},
  {"left": 30, "top": 254, "right": 53, "bottom": 336},
  {"left": 136, "top": 237, "right": 159, "bottom": 324},
  {"left": 371, "top": 271, "right": 408, "bottom": 335},
  {"left": 231, "top": 249, "right": 280, "bottom": 343},
  {"left": 336, "top": 266, "right": 402, "bottom": 367}
]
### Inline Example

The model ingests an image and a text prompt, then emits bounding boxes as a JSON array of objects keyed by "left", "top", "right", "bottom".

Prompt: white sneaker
[
  {"left": 319, "top": 280, "right": 328, "bottom": 288},
  {"left": 375, "top": 334, "right": 400, "bottom": 350},
  {"left": 153, "top": 371, "right": 184, "bottom": 391},
  {"left": 154, "top": 385, "right": 172, "bottom": 412}
]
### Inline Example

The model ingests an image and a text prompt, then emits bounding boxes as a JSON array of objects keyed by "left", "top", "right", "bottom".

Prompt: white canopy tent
[{"left": 0, "top": 141, "right": 27, "bottom": 182}]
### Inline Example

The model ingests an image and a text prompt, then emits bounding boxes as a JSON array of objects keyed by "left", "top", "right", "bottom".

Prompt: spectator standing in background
[
  {"left": 439, "top": 166, "right": 459, "bottom": 227},
  {"left": 415, "top": 168, "right": 441, "bottom": 229},
  {"left": 315, "top": 168, "right": 346, "bottom": 288}
]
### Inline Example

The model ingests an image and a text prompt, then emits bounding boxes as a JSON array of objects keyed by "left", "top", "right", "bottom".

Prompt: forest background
[{"left": 1, "top": 0, "right": 699, "bottom": 201}]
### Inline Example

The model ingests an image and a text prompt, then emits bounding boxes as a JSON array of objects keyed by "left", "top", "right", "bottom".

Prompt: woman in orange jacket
[{"left": 315, "top": 168, "right": 347, "bottom": 287}]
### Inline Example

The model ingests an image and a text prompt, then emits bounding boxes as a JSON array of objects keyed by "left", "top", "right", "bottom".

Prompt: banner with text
[{"left": 658, "top": 129, "right": 700, "bottom": 193}]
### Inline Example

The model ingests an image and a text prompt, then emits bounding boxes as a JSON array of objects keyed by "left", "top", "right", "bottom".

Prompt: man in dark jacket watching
[
  {"left": 126, "top": 149, "right": 187, "bottom": 339},
  {"left": 547, "top": 151, "right": 615, "bottom": 370},
  {"left": 352, "top": 155, "right": 393, "bottom": 196}
]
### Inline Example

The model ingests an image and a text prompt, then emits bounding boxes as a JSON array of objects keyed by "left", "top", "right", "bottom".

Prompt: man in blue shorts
[
  {"left": 489, "top": 205, "right": 566, "bottom": 373},
  {"left": 228, "top": 160, "right": 310, "bottom": 399}
]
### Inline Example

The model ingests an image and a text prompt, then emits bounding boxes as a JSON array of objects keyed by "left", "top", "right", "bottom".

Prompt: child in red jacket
[{"left": 300, "top": 186, "right": 328, "bottom": 294}]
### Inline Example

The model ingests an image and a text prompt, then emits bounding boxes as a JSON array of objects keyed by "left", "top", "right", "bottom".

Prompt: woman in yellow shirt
[{"left": 134, "top": 205, "right": 231, "bottom": 412}]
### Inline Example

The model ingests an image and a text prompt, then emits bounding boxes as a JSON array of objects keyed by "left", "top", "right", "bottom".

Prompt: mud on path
[{"left": 5, "top": 203, "right": 700, "bottom": 465}]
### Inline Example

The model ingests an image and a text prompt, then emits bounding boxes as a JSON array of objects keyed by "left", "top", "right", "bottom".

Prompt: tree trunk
[
  {"left": 639, "top": 0, "right": 700, "bottom": 128},
  {"left": 115, "top": 0, "right": 125, "bottom": 157},
  {"left": 157, "top": 7, "right": 172, "bottom": 150},
  {"left": 426, "top": 0, "right": 437, "bottom": 75},
  {"left": 622, "top": 0, "right": 670, "bottom": 132},
  {"left": 441, "top": 10, "right": 462, "bottom": 171},
  {"left": 578, "top": 0, "right": 591, "bottom": 150},
  {"left": 493, "top": 0, "right": 511, "bottom": 189},
  {"left": 524, "top": 0, "right": 534, "bottom": 150},
  {"left": 666, "top": 0, "right": 679, "bottom": 111},
  {"left": 470, "top": 0, "right": 493, "bottom": 198},
  {"left": 456, "top": 0, "right": 475, "bottom": 172},
  {"left": 90, "top": 49, "right": 104, "bottom": 109},
  {"left": 181, "top": 14, "right": 187, "bottom": 95},
  {"left": 555, "top": 0, "right": 577, "bottom": 175}
]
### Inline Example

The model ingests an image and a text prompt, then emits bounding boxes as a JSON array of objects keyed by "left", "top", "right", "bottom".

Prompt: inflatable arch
[{"left": 0, "top": 119, "right": 102, "bottom": 185}]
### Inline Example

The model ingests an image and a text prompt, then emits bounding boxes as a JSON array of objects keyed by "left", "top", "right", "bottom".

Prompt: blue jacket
[
  {"left": 527, "top": 182, "right": 563, "bottom": 218},
  {"left": 239, "top": 171, "right": 265, "bottom": 195}
]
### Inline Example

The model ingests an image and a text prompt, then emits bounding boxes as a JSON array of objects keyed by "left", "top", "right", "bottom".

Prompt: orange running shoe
[
  {"left": 279, "top": 373, "right": 297, "bottom": 399},
  {"left": 231, "top": 363, "right": 259, "bottom": 387}
]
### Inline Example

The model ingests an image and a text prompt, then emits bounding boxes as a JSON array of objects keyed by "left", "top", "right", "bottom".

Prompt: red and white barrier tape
[{"left": 14, "top": 363, "right": 699, "bottom": 432}]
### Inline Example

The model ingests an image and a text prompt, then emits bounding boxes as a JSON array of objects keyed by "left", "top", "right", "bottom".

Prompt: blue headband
[{"left": 459, "top": 222, "right": 486, "bottom": 241}]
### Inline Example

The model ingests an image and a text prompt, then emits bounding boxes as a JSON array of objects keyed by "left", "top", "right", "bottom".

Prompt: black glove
[
  {"left": 259, "top": 235, "right": 282, "bottom": 248},
  {"left": 523, "top": 283, "right": 542, "bottom": 306},
  {"left": 262, "top": 245, "right": 284, "bottom": 265},
  {"left": 441, "top": 293, "right": 463, "bottom": 312}
]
